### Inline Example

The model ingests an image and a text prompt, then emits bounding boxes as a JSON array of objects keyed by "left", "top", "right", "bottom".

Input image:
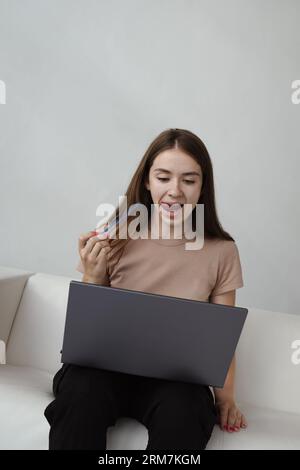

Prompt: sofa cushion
[
  {"left": 0, "top": 267, "right": 34, "bottom": 345},
  {"left": 0, "top": 365, "right": 148, "bottom": 450},
  {"left": 207, "top": 403, "right": 300, "bottom": 450},
  {"left": 0, "top": 365, "right": 299, "bottom": 450},
  {"left": 6, "top": 274, "right": 72, "bottom": 374}
]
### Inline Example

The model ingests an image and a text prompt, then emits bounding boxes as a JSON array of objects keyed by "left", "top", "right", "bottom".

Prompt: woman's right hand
[{"left": 78, "top": 229, "right": 111, "bottom": 283}]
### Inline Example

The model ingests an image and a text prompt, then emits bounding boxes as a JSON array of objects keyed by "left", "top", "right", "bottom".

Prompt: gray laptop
[{"left": 61, "top": 280, "right": 248, "bottom": 387}]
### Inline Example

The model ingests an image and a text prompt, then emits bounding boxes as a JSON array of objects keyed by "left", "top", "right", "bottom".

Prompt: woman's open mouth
[{"left": 159, "top": 202, "right": 183, "bottom": 216}]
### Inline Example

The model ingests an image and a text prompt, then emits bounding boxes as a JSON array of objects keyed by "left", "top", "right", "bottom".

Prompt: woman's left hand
[{"left": 215, "top": 397, "right": 248, "bottom": 432}]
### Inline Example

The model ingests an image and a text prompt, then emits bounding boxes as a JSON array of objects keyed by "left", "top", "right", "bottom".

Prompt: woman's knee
[
  {"left": 49, "top": 365, "right": 120, "bottom": 420},
  {"left": 147, "top": 382, "right": 217, "bottom": 427},
  {"left": 44, "top": 388, "right": 117, "bottom": 429},
  {"left": 153, "top": 381, "right": 205, "bottom": 407},
  {"left": 53, "top": 365, "right": 107, "bottom": 398}
]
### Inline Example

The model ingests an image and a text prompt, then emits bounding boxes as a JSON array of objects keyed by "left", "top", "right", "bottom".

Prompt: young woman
[{"left": 44, "top": 128, "right": 247, "bottom": 450}]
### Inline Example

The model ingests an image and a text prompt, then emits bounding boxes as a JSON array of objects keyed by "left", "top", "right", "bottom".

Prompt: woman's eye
[{"left": 157, "top": 177, "right": 195, "bottom": 184}]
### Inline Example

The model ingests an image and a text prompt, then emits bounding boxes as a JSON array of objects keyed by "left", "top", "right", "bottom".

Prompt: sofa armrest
[
  {"left": 0, "top": 266, "right": 34, "bottom": 345},
  {"left": 235, "top": 308, "right": 300, "bottom": 414}
]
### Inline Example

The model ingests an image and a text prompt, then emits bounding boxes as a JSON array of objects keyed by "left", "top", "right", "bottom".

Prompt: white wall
[{"left": 0, "top": 0, "right": 299, "bottom": 315}]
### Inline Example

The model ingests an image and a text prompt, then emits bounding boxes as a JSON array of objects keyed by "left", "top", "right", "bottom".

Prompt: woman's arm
[
  {"left": 210, "top": 290, "right": 236, "bottom": 399},
  {"left": 209, "top": 290, "right": 247, "bottom": 432}
]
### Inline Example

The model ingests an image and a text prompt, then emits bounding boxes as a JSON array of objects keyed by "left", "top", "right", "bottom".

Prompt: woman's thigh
[
  {"left": 127, "top": 374, "right": 218, "bottom": 427},
  {"left": 51, "top": 364, "right": 138, "bottom": 417}
]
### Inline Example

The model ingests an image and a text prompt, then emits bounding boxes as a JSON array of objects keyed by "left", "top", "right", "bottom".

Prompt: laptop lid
[{"left": 61, "top": 281, "right": 248, "bottom": 387}]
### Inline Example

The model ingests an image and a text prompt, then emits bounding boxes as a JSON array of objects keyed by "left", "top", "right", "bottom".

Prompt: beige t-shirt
[{"left": 76, "top": 235, "right": 244, "bottom": 302}]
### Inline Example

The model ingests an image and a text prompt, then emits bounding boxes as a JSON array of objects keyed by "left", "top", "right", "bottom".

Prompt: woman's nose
[{"left": 168, "top": 182, "right": 183, "bottom": 196}]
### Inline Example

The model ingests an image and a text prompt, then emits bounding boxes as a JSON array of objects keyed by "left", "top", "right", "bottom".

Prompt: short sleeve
[{"left": 210, "top": 240, "right": 244, "bottom": 296}]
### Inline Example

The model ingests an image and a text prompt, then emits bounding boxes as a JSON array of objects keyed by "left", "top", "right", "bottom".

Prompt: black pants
[{"left": 44, "top": 364, "right": 218, "bottom": 450}]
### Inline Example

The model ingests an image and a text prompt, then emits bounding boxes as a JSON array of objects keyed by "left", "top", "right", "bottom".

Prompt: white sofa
[{"left": 0, "top": 265, "right": 300, "bottom": 450}]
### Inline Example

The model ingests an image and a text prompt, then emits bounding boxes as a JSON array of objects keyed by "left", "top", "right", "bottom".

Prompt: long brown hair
[{"left": 104, "top": 128, "right": 234, "bottom": 275}]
